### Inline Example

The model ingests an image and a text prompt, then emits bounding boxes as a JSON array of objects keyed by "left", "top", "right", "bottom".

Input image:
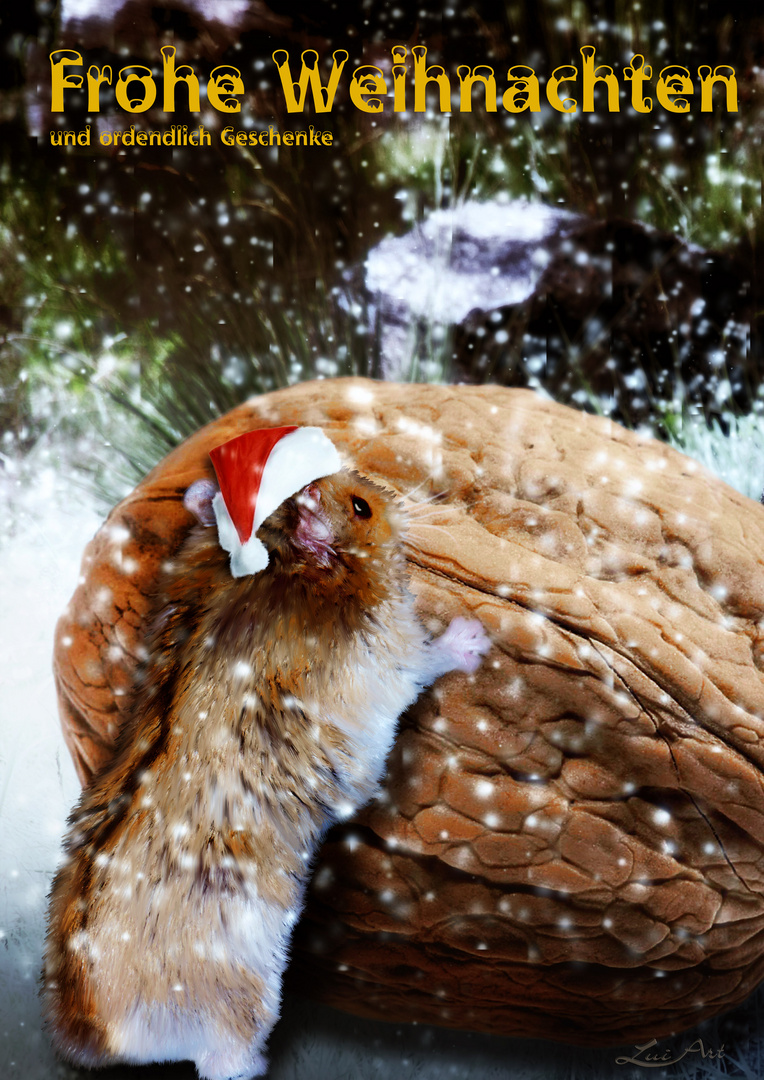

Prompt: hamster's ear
[{"left": 184, "top": 478, "right": 218, "bottom": 527}]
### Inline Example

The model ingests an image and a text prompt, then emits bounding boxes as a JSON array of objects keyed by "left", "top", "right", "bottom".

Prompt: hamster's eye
[{"left": 351, "top": 496, "right": 372, "bottom": 519}]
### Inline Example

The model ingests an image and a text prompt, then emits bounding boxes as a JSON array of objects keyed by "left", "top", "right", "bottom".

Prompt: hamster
[{"left": 42, "top": 468, "right": 491, "bottom": 1080}]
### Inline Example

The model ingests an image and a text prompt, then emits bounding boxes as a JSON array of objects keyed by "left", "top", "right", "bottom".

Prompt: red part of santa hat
[
  {"left": 208, "top": 425, "right": 342, "bottom": 577},
  {"left": 210, "top": 426, "right": 297, "bottom": 545}
]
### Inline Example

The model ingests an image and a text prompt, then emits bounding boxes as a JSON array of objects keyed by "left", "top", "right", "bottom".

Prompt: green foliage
[{"left": 1, "top": 0, "right": 761, "bottom": 502}]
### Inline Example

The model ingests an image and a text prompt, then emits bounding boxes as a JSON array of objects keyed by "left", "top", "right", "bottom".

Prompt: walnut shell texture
[{"left": 54, "top": 379, "right": 764, "bottom": 1045}]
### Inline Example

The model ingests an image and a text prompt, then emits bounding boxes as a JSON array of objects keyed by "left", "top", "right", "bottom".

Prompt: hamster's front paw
[{"left": 437, "top": 616, "right": 491, "bottom": 674}]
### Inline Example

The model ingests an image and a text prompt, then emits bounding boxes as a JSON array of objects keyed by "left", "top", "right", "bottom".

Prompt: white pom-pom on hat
[{"left": 209, "top": 425, "right": 342, "bottom": 577}]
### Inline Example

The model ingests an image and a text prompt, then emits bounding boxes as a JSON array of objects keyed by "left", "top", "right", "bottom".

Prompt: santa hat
[{"left": 209, "top": 425, "right": 342, "bottom": 577}]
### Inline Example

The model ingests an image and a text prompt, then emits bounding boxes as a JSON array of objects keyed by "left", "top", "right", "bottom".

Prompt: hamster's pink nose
[{"left": 294, "top": 498, "right": 334, "bottom": 565}]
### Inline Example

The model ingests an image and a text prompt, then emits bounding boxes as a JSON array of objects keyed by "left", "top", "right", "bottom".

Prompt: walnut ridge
[{"left": 54, "top": 379, "right": 764, "bottom": 1045}]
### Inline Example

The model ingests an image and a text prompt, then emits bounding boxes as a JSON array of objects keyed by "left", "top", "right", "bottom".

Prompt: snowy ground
[
  {"left": 0, "top": 446, "right": 100, "bottom": 1077},
  {"left": 1, "top": 432, "right": 763, "bottom": 1080}
]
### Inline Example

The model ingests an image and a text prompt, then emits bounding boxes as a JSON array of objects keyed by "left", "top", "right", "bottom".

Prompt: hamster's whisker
[
  {"left": 399, "top": 475, "right": 434, "bottom": 502},
  {"left": 405, "top": 496, "right": 448, "bottom": 511},
  {"left": 403, "top": 510, "right": 444, "bottom": 526},
  {"left": 402, "top": 499, "right": 452, "bottom": 521},
  {"left": 401, "top": 526, "right": 451, "bottom": 557},
  {"left": 406, "top": 521, "right": 451, "bottom": 535},
  {"left": 402, "top": 521, "right": 454, "bottom": 556},
  {"left": 399, "top": 474, "right": 448, "bottom": 504}
]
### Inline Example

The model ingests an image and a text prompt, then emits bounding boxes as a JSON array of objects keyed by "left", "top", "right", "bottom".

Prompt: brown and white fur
[{"left": 42, "top": 469, "right": 490, "bottom": 1079}]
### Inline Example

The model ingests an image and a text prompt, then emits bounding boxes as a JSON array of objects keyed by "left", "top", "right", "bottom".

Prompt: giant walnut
[{"left": 53, "top": 379, "right": 764, "bottom": 1045}]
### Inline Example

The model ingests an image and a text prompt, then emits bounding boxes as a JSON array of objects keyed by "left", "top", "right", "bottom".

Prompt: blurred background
[
  {"left": 2, "top": 0, "right": 764, "bottom": 497},
  {"left": 1, "top": 2, "right": 764, "bottom": 1077}
]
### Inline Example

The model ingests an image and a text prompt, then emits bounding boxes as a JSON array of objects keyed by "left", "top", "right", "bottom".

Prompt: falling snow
[{"left": 4, "top": 2, "right": 764, "bottom": 1076}]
